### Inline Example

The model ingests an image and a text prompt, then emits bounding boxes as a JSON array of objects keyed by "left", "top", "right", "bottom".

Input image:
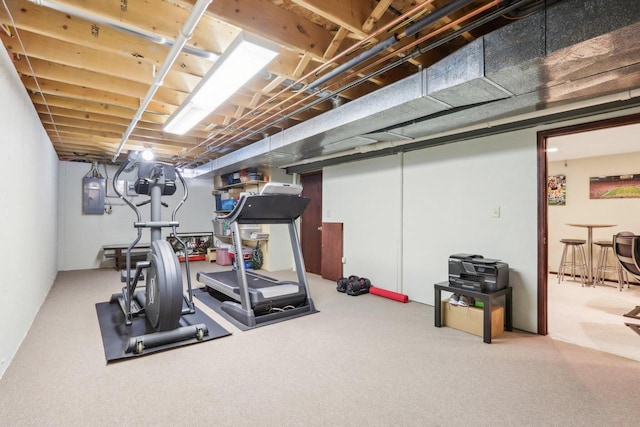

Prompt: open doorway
[{"left": 538, "top": 112, "right": 640, "bottom": 361}]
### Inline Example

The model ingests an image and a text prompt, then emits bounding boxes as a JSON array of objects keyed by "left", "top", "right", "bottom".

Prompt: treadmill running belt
[
  {"left": 199, "top": 269, "right": 305, "bottom": 302},
  {"left": 205, "top": 270, "right": 281, "bottom": 289}
]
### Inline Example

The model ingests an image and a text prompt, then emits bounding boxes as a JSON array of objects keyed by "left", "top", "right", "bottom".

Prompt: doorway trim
[{"left": 537, "top": 112, "right": 640, "bottom": 335}]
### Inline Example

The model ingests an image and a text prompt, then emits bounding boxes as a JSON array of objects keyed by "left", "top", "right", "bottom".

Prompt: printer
[{"left": 448, "top": 253, "right": 509, "bottom": 292}]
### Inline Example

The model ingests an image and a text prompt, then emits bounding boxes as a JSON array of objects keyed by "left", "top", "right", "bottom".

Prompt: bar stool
[
  {"left": 594, "top": 240, "right": 629, "bottom": 290},
  {"left": 557, "top": 239, "right": 588, "bottom": 285}
]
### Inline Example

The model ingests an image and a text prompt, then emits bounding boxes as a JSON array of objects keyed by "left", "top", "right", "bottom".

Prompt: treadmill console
[{"left": 259, "top": 182, "right": 302, "bottom": 196}]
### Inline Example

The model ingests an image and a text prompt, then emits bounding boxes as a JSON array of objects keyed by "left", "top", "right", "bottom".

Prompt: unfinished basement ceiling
[
  {"left": 0, "top": 0, "right": 534, "bottom": 165},
  {"left": 199, "top": 0, "right": 640, "bottom": 177},
  {"left": 3, "top": 0, "right": 640, "bottom": 175}
]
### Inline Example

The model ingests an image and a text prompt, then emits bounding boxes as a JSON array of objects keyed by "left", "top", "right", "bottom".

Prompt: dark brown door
[
  {"left": 300, "top": 172, "right": 322, "bottom": 274},
  {"left": 322, "top": 222, "right": 343, "bottom": 281}
]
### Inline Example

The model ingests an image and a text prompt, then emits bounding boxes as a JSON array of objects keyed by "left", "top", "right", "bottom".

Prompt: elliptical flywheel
[{"left": 145, "top": 240, "right": 184, "bottom": 331}]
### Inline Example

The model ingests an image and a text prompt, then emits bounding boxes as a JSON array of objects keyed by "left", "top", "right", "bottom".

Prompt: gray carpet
[{"left": 1, "top": 264, "right": 640, "bottom": 426}]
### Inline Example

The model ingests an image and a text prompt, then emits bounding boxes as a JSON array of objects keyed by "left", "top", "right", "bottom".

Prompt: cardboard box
[
  {"left": 442, "top": 300, "right": 504, "bottom": 338},
  {"left": 205, "top": 248, "right": 216, "bottom": 263}
]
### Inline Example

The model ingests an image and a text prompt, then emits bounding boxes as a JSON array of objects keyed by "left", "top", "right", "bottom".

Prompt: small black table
[{"left": 434, "top": 281, "right": 513, "bottom": 344}]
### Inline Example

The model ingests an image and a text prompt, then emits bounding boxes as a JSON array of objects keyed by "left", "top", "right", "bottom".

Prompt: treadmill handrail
[{"left": 216, "top": 194, "right": 310, "bottom": 224}]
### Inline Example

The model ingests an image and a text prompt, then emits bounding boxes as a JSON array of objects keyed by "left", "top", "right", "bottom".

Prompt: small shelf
[
  {"left": 167, "top": 232, "right": 213, "bottom": 258},
  {"left": 213, "top": 180, "right": 267, "bottom": 192},
  {"left": 212, "top": 172, "right": 271, "bottom": 269}
]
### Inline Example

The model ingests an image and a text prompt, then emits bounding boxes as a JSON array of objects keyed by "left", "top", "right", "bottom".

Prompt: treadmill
[{"left": 197, "top": 183, "right": 316, "bottom": 327}]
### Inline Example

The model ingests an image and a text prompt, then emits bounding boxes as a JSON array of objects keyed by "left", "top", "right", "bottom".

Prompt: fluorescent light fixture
[
  {"left": 547, "top": 147, "right": 559, "bottom": 153},
  {"left": 164, "top": 32, "right": 279, "bottom": 135}
]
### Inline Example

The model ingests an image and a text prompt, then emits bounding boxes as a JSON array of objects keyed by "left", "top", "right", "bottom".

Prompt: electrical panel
[{"left": 83, "top": 176, "right": 106, "bottom": 215}]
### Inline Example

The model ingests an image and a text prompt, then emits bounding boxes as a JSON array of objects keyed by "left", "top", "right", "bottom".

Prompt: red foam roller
[{"left": 369, "top": 286, "right": 409, "bottom": 303}]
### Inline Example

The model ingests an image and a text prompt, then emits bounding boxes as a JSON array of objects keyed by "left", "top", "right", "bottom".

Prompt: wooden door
[
  {"left": 300, "top": 172, "right": 322, "bottom": 274},
  {"left": 321, "top": 222, "right": 343, "bottom": 281}
]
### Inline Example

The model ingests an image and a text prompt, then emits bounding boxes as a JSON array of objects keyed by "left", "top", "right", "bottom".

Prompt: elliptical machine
[{"left": 111, "top": 154, "right": 208, "bottom": 354}]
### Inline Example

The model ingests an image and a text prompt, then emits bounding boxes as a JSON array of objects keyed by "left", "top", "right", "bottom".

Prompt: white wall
[
  {"left": 0, "top": 46, "right": 59, "bottom": 378},
  {"left": 324, "top": 156, "right": 403, "bottom": 289},
  {"left": 403, "top": 131, "right": 538, "bottom": 331},
  {"left": 548, "top": 152, "right": 640, "bottom": 274},
  {"left": 57, "top": 161, "right": 215, "bottom": 270}
]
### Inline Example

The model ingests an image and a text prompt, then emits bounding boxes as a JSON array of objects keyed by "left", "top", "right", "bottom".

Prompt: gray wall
[
  {"left": 0, "top": 46, "right": 59, "bottom": 378},
  {"left": 323, "top": 131, "right": 538, "bottom": 332},
  {"left": 57, "top": 161, "right": 216, "bottom": 271},
  {"left": 323, "top": 107, "right": 640, "bottom": 334}
]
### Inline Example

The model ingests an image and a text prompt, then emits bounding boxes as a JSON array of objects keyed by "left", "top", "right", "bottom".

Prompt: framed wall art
[
  {"left": 548, "top": 174, "right": 566, "bottom": 206},
  {"left": 590, "top": 174, "right": 640, "bottom": 199}
]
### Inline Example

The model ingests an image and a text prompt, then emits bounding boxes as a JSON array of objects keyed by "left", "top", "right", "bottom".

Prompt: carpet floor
[{"left": 1, "top": 263, "right": 639, "bottom": 426}]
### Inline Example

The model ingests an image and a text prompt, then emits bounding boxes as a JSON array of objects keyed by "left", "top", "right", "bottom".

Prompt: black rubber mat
[
  {"left": 193, "top": 287, "right": 318, "bottom": 331},
  {"left": 96, "top": 298, "right": 231, "bottom": 362}
]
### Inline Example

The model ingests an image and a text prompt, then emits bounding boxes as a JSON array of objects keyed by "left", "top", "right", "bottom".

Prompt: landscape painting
[{"left": 590, "top": 174, "right": 640, "bottom": 199}]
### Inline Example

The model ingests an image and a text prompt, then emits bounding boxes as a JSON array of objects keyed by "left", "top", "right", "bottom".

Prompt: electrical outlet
[{"left": 492, "top": 207, "right": 501, "bottom": 218}]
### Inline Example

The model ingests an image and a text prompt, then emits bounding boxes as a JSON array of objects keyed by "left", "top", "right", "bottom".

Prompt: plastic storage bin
[{"left": 216, "top": 248, "right": 232, "bottom": 266}]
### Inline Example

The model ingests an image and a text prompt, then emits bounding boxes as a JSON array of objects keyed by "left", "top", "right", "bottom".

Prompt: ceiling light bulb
[{"left": 142, "top": 149, "right": 154, "bottom": 161}]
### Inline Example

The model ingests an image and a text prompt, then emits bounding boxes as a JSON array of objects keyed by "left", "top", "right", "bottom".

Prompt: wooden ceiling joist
[
  {"left": 21, "top": 75, "right": 174, "bottom": 115},
  {"left": 0, "top": 0, "right": 213, "bottom": 77},
  {"left": 1, "top": 0, "right": 513, "bottom": 163}
]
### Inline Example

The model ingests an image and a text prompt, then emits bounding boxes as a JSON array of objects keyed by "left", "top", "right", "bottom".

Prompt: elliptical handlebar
[
  {"left": 113, "top": 160, "right": 142, "bottom": 224},
  {"left": 112, "top": 159, "right": 188, "bottom": 218},
  {"left": 172, "top": 167, "right": 188, "bottom": 223}
]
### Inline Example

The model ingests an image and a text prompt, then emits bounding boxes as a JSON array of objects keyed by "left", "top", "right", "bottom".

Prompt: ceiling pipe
[
  {"left": 110, "top": 0, "right": 213, "bottom": 162},
  {"left": 185, "top": 0, "right": 522, "bottom": 167},
  {"left": 180, "top": 0, "right": 439, "bottom": 162},
  {"left": 26, "top": 0, "right": 219, "bottom": 61},
  {"left": 189, "top": 0, "right": 482, "bottom": 165},
  {"left": 307, "top": 0, "right": 477, "bottom": 92},
  {"left": 503, "top": 0, "right": 550, "bottom": 19}
]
